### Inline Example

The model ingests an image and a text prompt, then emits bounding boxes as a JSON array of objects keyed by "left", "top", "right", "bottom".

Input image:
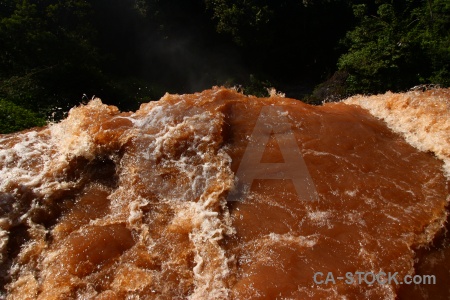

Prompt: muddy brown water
[{"left": 0, "top": 88, "right": 449, "bottom": 299}]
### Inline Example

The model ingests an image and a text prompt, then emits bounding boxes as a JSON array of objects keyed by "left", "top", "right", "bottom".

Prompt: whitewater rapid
[{"left": 0, "top": 87, "right": 449, "bottom": 299}]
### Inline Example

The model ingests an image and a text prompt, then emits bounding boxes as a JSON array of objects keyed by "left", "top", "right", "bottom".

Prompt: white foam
[
  {"left": 187, "top": 149, "right": 235, "bottom": 299},
  {"left": 267, "top": 232, "right": 319, "bottom": 248},
  {"left": 121, "top": 100, "right": 237, "bottom": 298},
  {"left": 0, "top": 129, "right": 59, "bottom": 194},
  {"left": 344, "top": 89, "right": 450, "bottom": 180},
  {"left": 307, "top": 211, "right": 333, "bottom": 228}
]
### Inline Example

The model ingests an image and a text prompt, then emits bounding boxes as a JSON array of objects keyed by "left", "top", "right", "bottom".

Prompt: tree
[
  {"left": 0, "top": 99, "right": 46, "bottom": 133},
  {"left": 204, "top": 0, "right": 355, "bottom": 94},
  {"left": 415, "top": 0, "right": 450, "bottom": 86},
  {"left": 0, "top": 0, "right": 102, "bottom": 118},
  {"left": 337, "top": 0, "right": 450, "bottom": 95},
  {"left": 204, "top": 0, "right": 274, "bottom": 46}
]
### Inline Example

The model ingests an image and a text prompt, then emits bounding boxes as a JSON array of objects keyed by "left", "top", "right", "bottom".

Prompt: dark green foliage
[
  {"left": 418, "top": 0, "right": 450, "bottom": 86},
  {"left": 204, "top": 0, "right": 274, "bottom": 46},
  {"left": 0, "top": 0, "right": 101, "bottom": 112},
  {"left": 0, "top": 99, "right": 46, "bottom": 134},
  {"left": 1, "top": 0, "right": 449, "bottom": 132},
  {"left": 204, "top": 0, "right": 355, "bottom": 86},
  {"left": 306, "top": 70, "right": 349, "bottom": 104},
  {"left": 337, "top": 0, "right": 450, "bottom": 95},
  {"left": 236, "top": 74, "right": 273, "bottom": 97}
]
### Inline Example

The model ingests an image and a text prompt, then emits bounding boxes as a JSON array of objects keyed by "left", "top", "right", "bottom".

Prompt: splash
[
  {"left": 0, "top": 87, "right": 449, "bottom": 299},
  {"left": 345, "top": 88, "right": 450, "bottom": 178}
]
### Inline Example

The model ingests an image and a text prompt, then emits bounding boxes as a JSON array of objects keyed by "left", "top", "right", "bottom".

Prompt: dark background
[{"left": 0, "top": 0, "right": 449, "bottom": 132}]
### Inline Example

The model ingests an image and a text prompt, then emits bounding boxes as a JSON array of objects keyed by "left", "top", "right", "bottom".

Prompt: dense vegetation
[{"left": 0, "top": 0, "right": 448, "bottom": 133}]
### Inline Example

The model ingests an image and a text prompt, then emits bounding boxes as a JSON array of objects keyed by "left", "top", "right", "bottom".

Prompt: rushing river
[{"left": 0, "top": 87, "right": 449, "bottom": 299}]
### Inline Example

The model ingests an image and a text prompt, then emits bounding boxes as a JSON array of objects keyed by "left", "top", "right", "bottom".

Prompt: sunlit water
[{"left": 0, "top": 87, "right": 449, "bottom": 299}]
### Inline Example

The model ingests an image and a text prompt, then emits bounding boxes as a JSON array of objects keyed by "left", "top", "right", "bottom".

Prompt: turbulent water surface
[{"left": 0, "top": 87, "right": 449, "bottom": 299}]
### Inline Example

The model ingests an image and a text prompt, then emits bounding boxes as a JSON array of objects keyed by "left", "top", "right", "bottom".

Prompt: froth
[
  {"left": 344, "top": 89, "right": 450, "bottom": 179},
  {"left": 1, "top": 87, "right": 449, "bottom": 299}
]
